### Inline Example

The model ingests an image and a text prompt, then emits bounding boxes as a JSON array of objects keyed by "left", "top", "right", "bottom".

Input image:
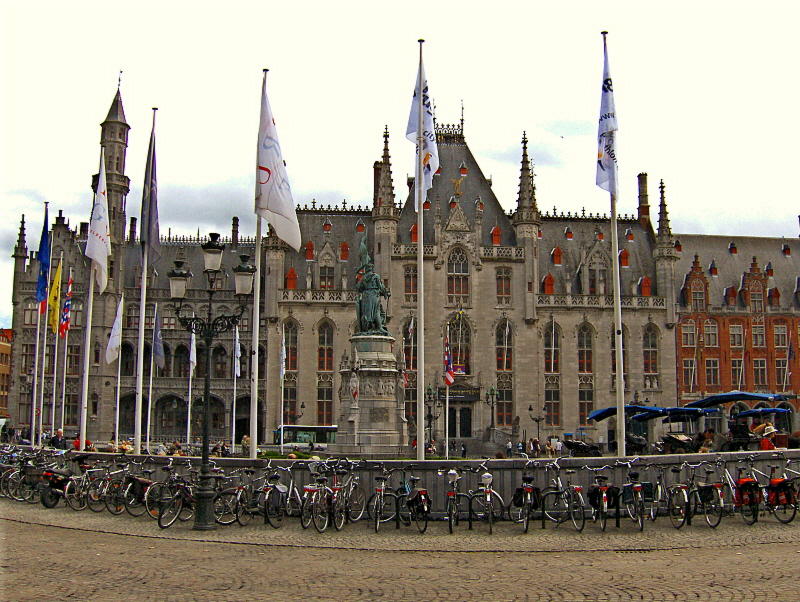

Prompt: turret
[
  {"left": 654, "top": 179, "right": 678, "bottom": 326},
  {"left": 512, "top": 133, "right": 540, "bottom": 323},
  {"left": 12, "top": 215, "right": 27, "bottom": 284},
  {"left": 371, "top": 127, "right": 399, "bottom": 317}
]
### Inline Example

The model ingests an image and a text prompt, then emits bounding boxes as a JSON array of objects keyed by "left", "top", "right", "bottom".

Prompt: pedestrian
[
  {"left": 48, "top": 428, "right": 67, "bottom": 450},
  {"left": 516, "top": 441, "right": 524, "bottom": 456},
  {"left": 241, "top": 434, "right": 250, "bottom": 457},
  {"left": 554, "top": 438, "right": 563, "bottom": 456},
  {"left": 461, "top": 443, "right": 467, "bottom": 458},
  {"left": 760, "top": 425, "right": 778, "bottom": 451},
  {"left": 506, "top": 440, "right": 513, "bottom": 457}
]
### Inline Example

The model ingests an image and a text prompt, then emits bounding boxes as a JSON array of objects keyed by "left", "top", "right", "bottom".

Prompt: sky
[{"left": 2, "top": 1, "right": 799, "bottom": 328}]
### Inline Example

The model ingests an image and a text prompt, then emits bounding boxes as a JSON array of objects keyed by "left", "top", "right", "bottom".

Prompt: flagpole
[
  {"left": 249, "top": 215, "right": 262, "bottom": 460},
  {"left": 60, "top": 266, "right": 72, "bottom": 432},
  {"left": 187, "top": 365, "right": 193, "bottom": 445},
  {"left": 445, "top": 380, "right": 450, "bottom": 460},
  {"left": 37, "top": 234, "right": 54, "bottom": 445},
  {"left": 783, "top": 346, "right": 790, "bottom": 392},
  {"left": 232, "top": 326, "right": 238, "bottom": 450},
  {"left": 280, "top": 323, "right": 285, "bottom": 455},
  {"left": 415, "top": 39, "right": 426, "bottom": 462},
  {"left": 79, "top": 271, "right": 95, "bottom": 451},
  {"left": 134, "top": 249, "right": 148, "bottom": 455},
  {"left": 49, "top": 251, "right": 64, "bottom": 437},
  {"left": 114, "top": 293, "right": 124, "bottom": 447},
  {"left": 31, "top": 311, "right": 41, "bottom": 444},
  {"left": 739, "top": 328, "right": 746, "bottom": 390},
  {"left": 146, "top": 302, "right": 157, "bottom": 453}
]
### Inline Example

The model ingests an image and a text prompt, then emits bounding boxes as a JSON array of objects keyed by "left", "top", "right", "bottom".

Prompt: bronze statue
[{"left": 355, "top": 236, "right": 390, "bottom": 335}]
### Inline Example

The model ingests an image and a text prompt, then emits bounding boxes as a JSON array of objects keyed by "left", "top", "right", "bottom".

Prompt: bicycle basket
[
  {"left": 511, "top": 487, "right": 524, "bottom": 508},
  {"left": 640, "top": 481, "right": 655, "bottom": 502},
  {"left": 697, "top": 485, "right": 717, "bottom": 505}
]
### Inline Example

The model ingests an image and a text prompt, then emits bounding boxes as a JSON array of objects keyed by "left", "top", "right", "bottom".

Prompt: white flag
[
  {"left": 596, "top": 33, "right": 619, "bottom": 197},
  {"left": 255, "top": 71, "right": 301, "bottom": 252},
  {"left": 234, "top": 326, "right": 241, "bottom": 378},
  {"left": 86, "top": 149, "right": 112, "bottom": 293},
  {"left": 406, "top": 59, "right": 439, "bottom": 209},
  {"left": 279, "top": 326, "right": 286, "bottom": 381},
  {"left": 189, "top": 329, "right": 197, "bottom": 377},
  {"left": 105, "top": 294, "right": 124, "bottom": 364}
]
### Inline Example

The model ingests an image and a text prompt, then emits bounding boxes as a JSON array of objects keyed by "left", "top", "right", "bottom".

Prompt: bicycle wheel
[
  {"left": 104, "top": 482, "right": 126, "bottom": 515},
  {"left": 632, "top": 492, "right": 644, "bottom": 532},
  {"left": 523, "top": 499, "right": 532, "bottom": 533},
  {"left": 145, "top": 482, "right": 169, "bottom": 520},
  {"left": 65, "top": 479, "right": 87, "bottom": 511},
  {"left": 667, "top": 488, "right": 688, "bottom": 529},
  {"left": 771, "top": 500, "right": 797, "bottom": 524},
  {"left": 178, "top": 495, "right": 194, "bottom": 522},
  {"left": 312, "top": 491, "right": 330, "bottom": 533},
  {"left": 237, "top": 490, "right": 255, "bottom": 527},
  {"left": 300, "top": 494, "right": 314, "bottom": 529},
  {"left": 647, "top": 484, "right": 662, "bottom": 522},
  {"left": 20, "top": 476, "right": 38, "bottom": 504},
  {"left": 702, "top": 489, "right": 724, "bottom": 529},
  {"left": 264, "top": 488, "right": 284, "bottom": 529},
  {"left": 413, "top": 503, "right": 428, "bottom": 534},
  {"left": 213, "top": 489, "right": 239, "bottom": 526},
  {"left": 598, "top": 499, "right": 608, "bottom": 532},
  {"left": 447, "top": 498, "right": 457, "bottom": 534},
  {"left": 40, "top": 485, "right": 60, "bottom": 508},
  {"left": 509, "top": 502, "right": 525, "bottom": 524},
  {"left": 286, "top": 489, "right": 302, "bottom": 517},
  {"left": 569, "top": 491, "right": 586, "bottom": 532},
  {"left": 740, "top": 499, "right": 758, "bottom": 525},
  {"left": 541, "top": 490, "right": 566, "bottom": 523},
  {"left": 86, "top": 481, "right": 107, "bottom": 512},
  {"left": 332, "top": 495, "right": 346, "bottom": 531},
  {"left": 347, "top": 485, "right": 366, "bottom": 522},
  {"left": 124, "top": 481, "right": 147, "bottom": 517},
  {"left": 487, "top": 499, "right": 494, "bottom": 534},
  {"left": 158, "top": 493, "right": 183, "bottom": 529}
]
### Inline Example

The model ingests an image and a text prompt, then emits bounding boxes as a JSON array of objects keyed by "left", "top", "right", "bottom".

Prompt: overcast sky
[{"left": 2, "top": 1, "right": 799, "bottom": 328}]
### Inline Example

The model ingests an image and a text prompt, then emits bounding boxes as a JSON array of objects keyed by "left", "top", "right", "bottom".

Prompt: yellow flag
[{"left": 47, "top": 258, "right": 63, "bottom": 334}]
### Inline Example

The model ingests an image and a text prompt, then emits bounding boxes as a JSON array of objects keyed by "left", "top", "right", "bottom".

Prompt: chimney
[
  {"left": 129, "top": 216, "right": 137, "bottom": 243},
  {"left": 79, "top": 222, "right": 89, "bottom": 239},
  {"left": 637, "top": 172, "right": 650, "bottom": 225},
  {"left": 231, "top": 216, "right": 239, "bottom": 247}
]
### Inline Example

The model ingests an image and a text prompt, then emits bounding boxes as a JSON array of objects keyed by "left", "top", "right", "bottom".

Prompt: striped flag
[
  {"left": 86, "top": 149, "right": 112, "bottom": 293},
  {"left": 58, "top": 273, "right": 73, "bottom": 338},
  {"left": 406, "top": 56, "right": 439, "bottom": 210},
  {"left": 234, "top": 326, "right": 241, "bottom": 378},
  {"left": 596, "top": 32, "right": 619, "bottom": 197},
  {"left": 47, "top": 258, "right": 63, "bottom": 334},
  {"left": 443, "top": 333, "right": 455, "bottom": 386}
]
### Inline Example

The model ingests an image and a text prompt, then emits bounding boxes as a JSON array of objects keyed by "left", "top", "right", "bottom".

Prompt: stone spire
[
  {"left": 103, "top": 88, "right": 128, "bottom": 126},
  {"left": 657, "top": 179, "right": 671, "bottom": 238},
  {"left": 373, "top": 126, "right": 395, "bottom": 208},
  {"left": 513, "top": 132, "right": 540, "bottom": 224},
  {"left": 13, "top": 215, "right": 26, "bottom": 258}
]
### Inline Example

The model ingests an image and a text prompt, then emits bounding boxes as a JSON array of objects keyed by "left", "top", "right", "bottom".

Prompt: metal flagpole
[
  {"left": 134, "top": 249, "right": 148, "bottom": 455},
  {"left": 37, "top": 235, "right": 55, "bottom": 445},
  {"left": 50, "top": 251, "right": 64, "bottom": 436},
  {"left": 31, "top": 310, "right": 41, "bottom": 444},
  {"left": 114, "top": 293, "right": 124, "bottom": 447},
  {"left": 78, "top": 271, "right": 95, "bottom": 451},
  {"left": 415, "top": 39, "right": 426, "bottom": 462},
  {"left": 444, "top": 323, "right": 450, "bottom": 459},
  {"left": 146, "top": 302, "right": 157, "bottom": 453},
  {"left": 249, "top": 216, "right": 262, "bottom": 460},
  {"left": 60, "top": 267, "right": 72, "bottom": 431},
  {"left": 280, "top": 324, "right": 285, "bottom": 455},
  {"left": 186, "top": 342, "right": 193, "bottom": 445},
  {"left": 232, "top": 326, "right": 238, "bottom": 450}
]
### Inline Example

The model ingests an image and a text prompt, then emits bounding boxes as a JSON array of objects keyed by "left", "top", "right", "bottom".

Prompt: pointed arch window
[
  {"left": 174, "top": 345, "right": 190, "bottom": 378},
  {"left": 578, "top": 324, "right": 593, "bottom": 373},
  {"left": 213, "top": 346, "right": 228, "bottom": 379},
  {"left": 317, "top": 322, "right": 334, "bottom": 371},
  {"left": 447, "top": 248, "right": 470, "bottom": 305},
  {"left": 619, "top": 248, "right": 630, "bottom": 268},
  {"left": 447, "top": 313, "right": 471, "bottom": 375},
  {"left": 496, "top": 267, "right": 511, "bottom": 305},
  {"left": 496, "top": 373, "right": 513, "bottom": 426},
  {"left": 402, "top": 319, "right": 417, "bottom": 371},
  {"left": 490, "top": 226, "right": 501, "bottom": 246},
  {"left": 541, "top": 273, "right": 555, "bottom": 295},
  {"left": 284, "top": 321, "right": 298, "bottom": 371},
  {"left": 410, "top": 223, "right": 418, "bottom": 243},
  {"left": 544, "top": 321, "right": 560, "bottom": 374},
  {"left": 404, "top": 265, "right": 418, "bottom": 303},
  {"left": 340, "top": 242, "right": 350, "bottom": 261},
  {"left": 317, "top": 373, "right": 333, "bottom": 425},
  {"left": 495, "top": 319, "right": 512, "bottom": 371},
  {"left": 643, "top": 324, "right": 659, "bottom": 385},
  {"left": 551, "top": 247, "right": 563, "bottom": 266},
  {"left": 304, "top": 241, "right": 315, "bottom": 261}
]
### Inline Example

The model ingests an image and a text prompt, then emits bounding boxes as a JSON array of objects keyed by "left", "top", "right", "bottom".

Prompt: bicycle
[
  {"left": 438, "top": 467, "right": 472, "bottom": 534},
  {"left": 508, "top": 458, "right": 542, "bottom": 533},
  {"left": 617, "top": 458, "right": 646, "bottom": 532},
  {"left": 665, "top": 461, "right": 724, "bottom": 529},
  {"left": 540, "top": 458, "right": 586, "bottom": 532},
  {"left": 750, "top": 455, "right": 796, "bottom": 524},
  {"left": 585, "top": 464, "right": 616, "bottom": 531},
  {"left": 467, "top": 461, "right": 501, "bottom": 534}
]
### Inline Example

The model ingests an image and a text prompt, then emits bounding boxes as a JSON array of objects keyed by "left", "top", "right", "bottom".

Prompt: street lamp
[
  {"left": 167, "top": 234, "right": 256, "bottom": 531},
  {"left": 528, "top": 405, "right": 544, "bottom": 442},
  {"left": 485, "top": 384, "right": 498, "bottom": 429},
  {"left": 424, "top": 384, "right": 441, "bottom": 444}
]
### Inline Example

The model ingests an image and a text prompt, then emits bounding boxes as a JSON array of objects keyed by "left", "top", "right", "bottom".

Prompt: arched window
[
  {"left": 285, "top": 267, "right": 298, "bottom": 290},
  {"left": 317, "top": 374, "right": 334, "bottom": 425},
  {"left": 496, "top": 373, "right": 512, "bottom": 426},
  {"left": 304, "top": 241, "right": 314, "bottom": 260},
  {"left": 447, "top": 313, "right": 471, "bottom": 375},
  {"left": 496, "top": 267, "right": 511, "bottom": 305},
  {"left": 490, "top": 226, "right": 501, "bottom": 246},
  {"left": 284, "top": 321, "right": 298, "bottom": 371},
  {"left": 681, "top": 321, "right": 696, "bottom": 347},
  {"left": 404, "top": 265, "right": 418, "bottom": 303},
  {"left": 578, "top": 324, "right": 593, "bottom": 373},
  {"left": 159, "top": 344, "right": 172, "bottom": 377},
  {"left": 213, "top": 346, "right": 227, "bottom": 379},
  {"left": 619, "top": 248, "right": 630, "bottom": 268},
  {"left": 317, "top": 322, "right": 334, "bottom": 371},
  {"left": 174, "top": 345, "right": 190, "bottom": 378},
  {"left": 639, "top": 276, "right": 652, "bottom": 297},
  {"left": 544, "top": 321, "right": 560, "bottom": 374},
  {"left": 541, "top": 273, "right": 555, "bottom": 295},
  {"left": 704, "top": 320, "right": 718, "bottom": 347},
  {"left": 283, "top": 373, "right": 298, "bottom": 424},
  {"left": 691, "top": 281, "right": 706, "bottom": 311},
  {"left": 195, "top": 344, "right": 207, "bottom": 378},
  {"left": 551, "top": 247, "right": 563, "bottom": 266},
  {"left": 495, "top": 319, "right": 512, "bottom": 371},
  {"left": 410, "top": 223, "right": 418, "bottom": 243},
  {"left": 121, "top": 342, "right": 135, "bottom": 377},
  {"left": 643, "top": 325, "right": 659, "bottom": 388},
  {"left": 447, "top": 248, "right": 470, "bottom": 305},
  {"left": 749, "top": 281, "right": 764, "bottom": 312}
]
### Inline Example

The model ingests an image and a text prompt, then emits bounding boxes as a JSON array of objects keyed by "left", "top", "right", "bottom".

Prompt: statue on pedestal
[{"left": 355, "top": 237, "right": 390, "bottom": 335}]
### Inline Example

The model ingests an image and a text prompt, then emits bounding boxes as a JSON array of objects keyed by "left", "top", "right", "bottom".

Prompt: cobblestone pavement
[{"left": 2, "top": 500, "right": 800, "bottom": 600}]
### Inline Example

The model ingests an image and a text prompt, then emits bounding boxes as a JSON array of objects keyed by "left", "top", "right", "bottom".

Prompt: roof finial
[
  {"left": 460, "top": 99, "right": 464, "bottom": 131},
  {"left": 117, "top": 70, "right": 123, "bottom": 90}
]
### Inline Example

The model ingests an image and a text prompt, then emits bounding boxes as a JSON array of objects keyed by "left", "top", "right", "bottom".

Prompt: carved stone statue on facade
[{"left": 355, "top": 236, "right": 390, "bottom": 335}]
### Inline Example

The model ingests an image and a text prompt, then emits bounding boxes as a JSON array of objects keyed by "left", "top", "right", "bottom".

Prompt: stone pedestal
[{"left": 329, "top": 334, "right": 409, "bottom": 458}]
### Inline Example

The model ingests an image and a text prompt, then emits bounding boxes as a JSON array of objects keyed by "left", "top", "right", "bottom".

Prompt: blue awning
[
  {"left": 685, "top": 391, "right": 788, "bottom": 409},
  {"left": 588, "top": 404, "right": 664, "bottom": 422},
  {"left": 735, "top": 407, "right": 791, "bottom": 418}
]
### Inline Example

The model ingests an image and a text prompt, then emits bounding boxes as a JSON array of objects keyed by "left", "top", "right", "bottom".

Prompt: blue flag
[
  {"left": 153, "top": 304, "right": 165, "bottom": 370},
  {"left": 35, "top": 204, "right": 50, "bottom": 305}
]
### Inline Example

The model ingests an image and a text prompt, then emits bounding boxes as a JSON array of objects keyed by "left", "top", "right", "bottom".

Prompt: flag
[
  {"left": 255, "top": 71, "right": 301, "bottom": 252},
  {"left": 279, "top": 326, "right": 286, "bottom": 380},
  {"left": 189, "top": 329, "right": 197, "bottom": 377},
  {"left": 35, "top": 204, "right": 50, "bottom": 308},
  {"left": 596, "top": 32, "right": 619, "bottom": 197},
  {"left": 406, "top": 58, "right": 439, "bottom": 208},
  {"left": 140, "top": 116, "right": 161, "bottom": 263},
  {"left": 86, "top": 149, "right": 112, "bottom": 293},
  {"left": 59, "top": 273, "right": 73, "bottom": 339},
  {"left": 47, "top": 258, "right": 63, "bottom": 334},
  {"left": 106, "top": 295, "right": 124, "bottom": 363},
  {"left": 234, "top": 326, "right": 241, "bottom": 378},
  {"left": 443, "top": 333, "right": 455, "bottom": 386},
  {"left": 153, "top": 305, "right": 165, "bottom": 370}
]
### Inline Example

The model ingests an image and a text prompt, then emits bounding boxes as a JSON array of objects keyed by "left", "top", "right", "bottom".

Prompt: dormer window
[
  {"left": 322, "top": 218, "right": 332, "bottom": 233},
  {"left": 625, "top": 228, "right": 634, "bottom": 241},
  {"left": 305, "top": 241, "right": 315, "bottom": 261},
  {"left": 340, "top": 242, "right": 350, "bottom": 261},
  {"left": 619, "top": 248, "right": 630, "bottom": 268},
  {"left": 410, "top": 223, "right": 418, "bottom": 243},
  {"left": 782, "top": 244, "right": 791, "bottom": 257},
  {"left": 541, "top": 273, "right": 555, "bottom": 295},
  {"left": 356, "top": 220, "right": 365, "bottom": 233},
  {"left": 674, "top": 240, "right": 682, "bottom": 252},
  {"left": 564, "top": 227, "right": 573, "bottom": 240},
  {"left": 729, "top": 242, "right": 737, "bottom": 254},
  {"left": 490, "top": 226, "right": 501, "bottom": 246},
  {"left": 551, "top": 247, "right": 563, "bottom": 266},
  {"left": 459, "top": 162, "right": 468, "bottom": 176}
]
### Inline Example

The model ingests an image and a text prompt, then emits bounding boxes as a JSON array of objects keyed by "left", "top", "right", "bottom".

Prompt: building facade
[{"left": 7, "top": 89, "right": 798, "bottom": 448}]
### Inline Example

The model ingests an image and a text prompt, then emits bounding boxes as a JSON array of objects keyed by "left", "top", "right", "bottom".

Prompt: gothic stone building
[{"left": 8, "top": 88, "right": 796, "bottom": 448}]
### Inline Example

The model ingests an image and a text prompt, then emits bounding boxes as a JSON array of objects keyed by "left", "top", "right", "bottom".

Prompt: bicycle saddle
[
  {"left": 315, "top": 475, "right": 328, "bottom": 484},
  {"left": 375, "top": 475, "right": 388, "bottom": 482},
  {"left": 409, "top": 476, "right": 421, "bottom": 483},
  {"left": 628, "top": 471, "right": 639, "bottom": 481},
  {"left": 670, "top": 467, "right": 682, "bottom": 474},
  {"left": 595, "top": 475, "right": 609, "bottom": 482},
  {"left": 522, "top": 475, "right": 535, "bottom": 483},
  {"left": 565, "top": 469, "right": 576, "bottom": 475}
]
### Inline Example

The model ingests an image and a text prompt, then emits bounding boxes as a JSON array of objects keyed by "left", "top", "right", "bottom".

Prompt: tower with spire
[
  {"left": 371, "top": 127, "right": 400, "bottom": 314},
  {"left": 512, "top": 133, "right": 541, "bottom": 323},
  {"left": 654, "top": 179, "right": 679, "bottom": 326}
]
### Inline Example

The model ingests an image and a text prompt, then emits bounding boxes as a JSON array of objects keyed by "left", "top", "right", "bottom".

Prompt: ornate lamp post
[
  {"left": 167, "top": 233, "right": 255, "bottom": 531},
  {"left": 424, "top": 384, "right": 441, "bottom": 444},
  {"left": 528, "top": 405, "right": 544, "bottom": 442},
  {"left": 485, "top": 384, "right": 498, "bottom": 429}
]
